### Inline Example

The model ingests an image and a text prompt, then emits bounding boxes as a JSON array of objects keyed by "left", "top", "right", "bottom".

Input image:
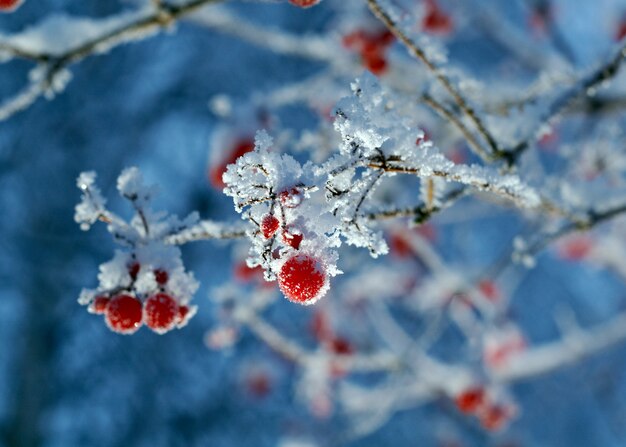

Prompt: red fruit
[
  {"left": 246, "top": 372, "right": 272, "bottom": 397},
  {"left": 558, "top": 236, "right": 592, "bottom": 260},
  {"left": 282, "top": 229, "right": 303, "bottom": 250},
  {"left": 343, "top": 29, "right": 394, "bottom": 75},
  {"left": 128, "top": 262, "right": 140, "bottom": 281},
  {"left": 455, "top": 387, "right": 486, "bottom": 414},
  {"left": 288, "top": 0, "right": 320, "bottom": 7},
  {"left": 90, "top": 295, "right": 110, "bottom": 314},
  {"left": 479, "top": 404, "right": 511, "bottom": 431},
  {"left": 329, "top": 337, "right": 353, "bottom": 355},
  {"left": 478, "top": 280, "right": 501, "bottom": 302},
  {"left": 616, "top": 21, "right": 626, "bottom": 41},
  {"left": 364, "top": 53, "right": 388, "bottom": 75},
  {"left": 279, "top": 187, "right": 303, "bottom": 208},
  {"left": 144, "top": 293, "right": 179, "bottom": 334},
  {"left": 105, "top": 294, "right": 143, "bottom": 334},
  {"left": 389, "top": 233, "right": 413, "bottom": 258},
  {"left": 176, "top": 304, "right": 197, "bottom": 328},
  {"left": 261, "top": 214, "right": 280, "bottom": 239},
  {"left": 0, "top": 0, "right": 23, "bottom": 12},
  {"left": 154, "top": 269, "right": 169, "bottom": 285},
  {"left": 422, "top": 0, "right": 453, "bottom": 35},
  {"left": 209, "top": 138, "right": 255, "bottom": 189},
  {"left": 311, "top": 310, "right": 333, "bottom": 341},
  {"left": 234, "top": 262, "right": 264, "bottom": 283},
  {"left": 277, "top": 254, "right": 328, "bottom": 304}
]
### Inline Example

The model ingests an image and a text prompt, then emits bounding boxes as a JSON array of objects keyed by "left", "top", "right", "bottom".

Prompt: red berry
[
  {"left": 0, "top": 0, "right": 23, "bottom": 12},
  {"left": 105, "top": 294, "right": 143, "bottom": 334},
  {"left": 234, "top": 262, "right": 264, "bottom": 283},
  {"left": 288, "top": 0, "right": 320, "bottom": 7},
  {"left": 176, "top": 304, "right": 197, "bottom": 328},
  {"left": 329, "top": 337, "right": 353, "bottom": 355},
  {"left": 128, "top": 262, "right": 140, "bottom": 281},
  {"left": 616, "top": 21, "right": 626, "bottom": 41},
  {"left": 478, "top": 280, "right": 501, "bottom": 302},
  {"left": 154, "top": 269, "right": 169, "bottom": 285},
  {"left": 422, "top": 0, "right": 453, "bottom": 34},
  {"left": 479, "top": 404, "right": 511, "bottom": 432},
  {"left": 246, "top": 372, "right": 272, "bottom": 397},
  {"left": 364, "top": 53, "right": 388, "bottom": 75},
  {"left": 277, "top": 254, "right": 328, "bottom": 304},
  {"left": 279, "top": 187, "right": 303, "bottom": 208},
  {"left": 455, "top": 387, "right": 486, "bottom": 414},
  {"left": 209, "top": 138, "right": 255, "bottom": 189},
  {"left": 282, "top": 228, "right": 303, "bottom": 250},
  {"left": 144, "top": 293, "right": 179, "bottom": 334},
  {"left": 310, "top": 310, "right": 333, "bottom": 341},
  {"left": 90, "top": 295, "right": 110, "bottom": 314},
  {"left": 261, "top": 214, "right": 280, "bottom": 239},
  {"left": 389, "top": 233, "right": 413, "bottom": 258},
  {"left": 558, "top": 236, "right": 593, "bottom": 260}
]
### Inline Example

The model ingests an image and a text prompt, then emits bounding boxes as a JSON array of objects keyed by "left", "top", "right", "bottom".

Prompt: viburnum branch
[
  {"left": 507, "top": 41, "right": 626, "bottom": 163},
  {"left": 421, "top": 93, "right": 493, "bottom": 162},
  {"left": 0, "top": 0, "right": 224, "bottom": 122},
  {"left": 366, "top": 0, "right": 502, "bottom": 160}
]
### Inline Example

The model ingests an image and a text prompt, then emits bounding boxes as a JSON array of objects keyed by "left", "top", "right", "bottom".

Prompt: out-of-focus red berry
[
  {"left": 0, "top": 0, "right": 23, "bottom": 12},
  {"left": 455, "top": 387, "right": 486, "bottom": 414},
  {"left": 209, "top": 138, "right": 255, "bottom": 189},
  {"left": 422, "top": 0, "right": 453, "bottom": 35},
  {"left": 288, "top": 0, "right": 320, "bottom": 8}
]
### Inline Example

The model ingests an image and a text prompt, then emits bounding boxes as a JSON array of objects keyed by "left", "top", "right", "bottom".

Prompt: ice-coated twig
[
  {"left": 164, "top": 220, "right": 248, "bottom": 244},
  {"left": 0, "top": 0, "right": 224, "bottom": 121},
  {"left": 507, "top": 41, "right": 626, "bottom": 163},
  {"left": 366, "top": 0, "right": 502, "bottom": 160}
]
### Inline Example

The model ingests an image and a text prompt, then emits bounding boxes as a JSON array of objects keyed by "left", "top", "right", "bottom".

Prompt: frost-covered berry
[
  {"left": 282, "top": 228, "right": 303, "bottom": 250},
  {"left": 455, "top": 387, "right": 486, "bottom": 414},
  {"left": 277, "top": 254, "right": 328, "bottom": 304},
  {"left": 261, "top": 214, "right": 280, "bottom": 239},
  {"left": 279, "top": 187, "right": 303, "bottom": 208},
  {"left": 144, "top": 293, "right": 179, "bottom": 334},
  {"left": 89, "top": 295, "right": 110, "bottom": 314},
  {"left": 154, "top": 269, "right": 169, "bottom": 285},
  {"left": 0, "top": 0, "right": 23, "bottom": 12},
  {"left": 176, "top": 304, "right": 197, "bottom": 328},
  {"left": 288, "top": 0, "right": 320, "bottom": 7},
  {"left": 105, "top": 294, "right": 143, "bottom": 334}
]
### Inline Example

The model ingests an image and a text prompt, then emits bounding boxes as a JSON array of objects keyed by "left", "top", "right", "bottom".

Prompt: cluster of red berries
[
  {"left": 89, "top": 263, "right": 192, "bottom": 335},
  {"left": 209, "top": 137, "right": 255, "bottom": 189},
  {"left": 288, "top": 0, "right": 320, "bottom": 7},
  {"left": 342, "top": 29, "right": 395, "bottom": 75},
  {"left": 455, "top": 386, "right": 516, "bottom": 432},
  {"left": 257, "top": 187, "right": 329, "bottom": 304},
  {"left": 0, "top": 0, "right": 23, "bottom": 12}
]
